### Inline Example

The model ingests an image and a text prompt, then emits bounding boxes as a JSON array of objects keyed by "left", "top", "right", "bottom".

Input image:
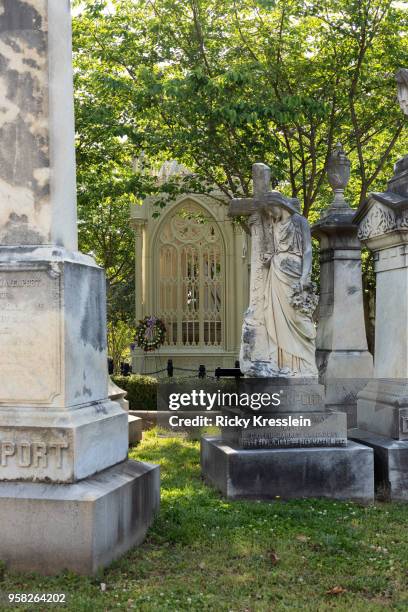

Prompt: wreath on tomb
[{"left": 135, "top": 316, "right": 167, "bottom": 352}]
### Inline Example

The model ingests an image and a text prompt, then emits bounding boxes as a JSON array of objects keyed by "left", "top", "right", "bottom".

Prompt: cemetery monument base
[
  {"left": 349, "top": 429, "right": 408, "bottom": 502},
  {"left": 0, "top": 459, "right": 159, "bottom": 575},
  {"left": 0, "top": 247, "right": 160, "bottom": 575},
  {"left": 200, "top": 378, "right": 374, "bottom": 503},
  {"left": 201, "top": 436, "right": 374, "bottom": 503},
  {"left": 349, "top": 380, "right": 408, "bottom": 502}
]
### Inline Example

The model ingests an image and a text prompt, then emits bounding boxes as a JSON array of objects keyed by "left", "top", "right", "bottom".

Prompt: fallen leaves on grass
[
  {"left": 269, "top": 550, "right": 280, "bottom": 565},
  {"left": 326, "top": 586, "right": 347, "bottom": 596},
  {"left": 296, "top": 535, "right": 311, "bottom": 543}
]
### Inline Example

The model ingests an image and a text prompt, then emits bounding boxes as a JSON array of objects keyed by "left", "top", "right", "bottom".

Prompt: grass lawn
[{"left": 2, "top": 429, "right": 408, "bottom": 611}]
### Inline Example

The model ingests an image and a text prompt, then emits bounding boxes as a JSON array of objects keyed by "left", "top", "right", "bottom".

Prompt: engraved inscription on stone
[
  {"left": 241, "top": 429, "right": 347, "bottom": 448},
  {"left": 281, "top": 391, "right": 322, "bottom": 407},
  {"left": 0, "top": 441, "right": 68, "bottom": 469},
  {"left": 231, "top": 382, "right": 325, "bottom": 413},
  {"left": 0, "top": 427, "right": 72, "bottom": 482},
  {"left": 222, "top": 411, "right": 347, "bottom": 449},
  {"left": 0, "top": 268, "right": 61, "bottom": 404}
]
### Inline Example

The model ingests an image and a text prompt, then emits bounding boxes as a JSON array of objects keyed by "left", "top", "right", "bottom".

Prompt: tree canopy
[{"left": 72, "top": 0, "right": 408, "bottom": 325}]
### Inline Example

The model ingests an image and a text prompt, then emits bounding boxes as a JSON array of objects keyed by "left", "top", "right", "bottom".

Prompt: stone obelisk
[{"left": 0, "top": 1, "right": 159, "bottom": 574}]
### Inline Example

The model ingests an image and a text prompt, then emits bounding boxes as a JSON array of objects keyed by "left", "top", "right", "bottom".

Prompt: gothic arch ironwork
[{"left": 154, "top": 198, "right": 226, "bottom": 348}]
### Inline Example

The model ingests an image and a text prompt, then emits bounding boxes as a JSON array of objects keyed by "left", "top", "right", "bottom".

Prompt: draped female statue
[
  {"left": 261, "top": 194, "right": 318, "bottom": 377},
  {"left": 229, "top": 165, "right": 318, "bottom": 378}
]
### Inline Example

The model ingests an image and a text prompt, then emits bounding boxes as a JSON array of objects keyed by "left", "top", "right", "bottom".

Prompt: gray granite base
[
  {"left": 349, "top": 429, "right": 408, "bottom": 501},
  {"left": 0, "top": 459, "right": 160, "bottom": 575},
  {"left": 201, "top": 436, "right": 374, "bottom": 503}
]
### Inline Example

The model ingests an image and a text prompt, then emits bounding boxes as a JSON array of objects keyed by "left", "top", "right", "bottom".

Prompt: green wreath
[{"left": 135, "top": 316, "right": 167, "bottom": 352}]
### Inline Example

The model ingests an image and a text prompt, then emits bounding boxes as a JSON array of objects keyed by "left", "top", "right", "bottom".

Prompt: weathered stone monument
[
  {"left": 0, "top": 1, "right": 159, "bottom": 574},
  {"left": 231, "top": 164, "right": 318, "bottom": 378},
  {"left": 312, "top": 144, "right": 373, "bottom": 426},
  {"left": 201, "top": 164, "right": 374, "bottom": 502},
  {"left": 351, "top": 69, "right": 408, "bottom": 500}
]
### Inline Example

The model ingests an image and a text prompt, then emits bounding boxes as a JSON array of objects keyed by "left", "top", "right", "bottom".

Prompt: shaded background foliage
[{"left": 72, "top": 0, "right": 407, "bottom": 350}]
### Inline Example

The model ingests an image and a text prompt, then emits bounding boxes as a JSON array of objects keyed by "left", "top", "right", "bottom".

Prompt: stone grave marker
[
  {"left": 351, "top": 69, "right": 408, "bottom": 501},
  {"left": 0, "top": 1, "right": 159, "bottom": 574},
  {"left": 201, "top": 164, "right": 374, "bottom": 502}
]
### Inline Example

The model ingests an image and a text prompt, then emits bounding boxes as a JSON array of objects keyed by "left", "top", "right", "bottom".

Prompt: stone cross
[
  {"left": 229, "top": 164, "right": 271, "bottom": 322},
  {"left": 229, "top": 164, "right": 284, "bottom": 375}
]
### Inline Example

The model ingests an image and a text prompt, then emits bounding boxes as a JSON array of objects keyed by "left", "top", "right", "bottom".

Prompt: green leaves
[
  {"left": 72, "top": 0, "right": 407, "bottom": 324},
  {"left": 114, "top": 2, "right": 404, "bottom": 206}
]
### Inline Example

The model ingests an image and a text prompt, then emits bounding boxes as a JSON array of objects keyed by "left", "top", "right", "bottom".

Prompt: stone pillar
[
  {"left": 353, "top": 170, "right": 408, "bottom": 432},
  {"left": 233, "top": 224, "right": 247, "bottom": 356},
  {"left": 131, "top": 218, "right": 146, "bottom": 372},
  {"left": 133, "top": 221, "right": 146, "bottom": 323},
  {"left": 0, "top": 1, "right": 159, "bottom": 574},
  {"left": 312, "top": 144, "right": 373, "bottom": 426},
  {"left": 350, "top": 69, "right": 408, "bottom": 500},
  {"left": 358, "top": 201, "right": 408, "bottom": 380}
]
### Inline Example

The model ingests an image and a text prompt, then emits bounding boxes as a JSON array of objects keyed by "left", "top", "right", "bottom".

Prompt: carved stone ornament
[
  {"left": 354, "top": 187, "right": 408, "bottom": 242},
  {"left": 289, "top": 281, "right": 319, "bottom": 317},
  {"left": 357, "top": 201, "right": 398, "bottom": 241},
  {"left": 326, "top": 143, "right": 351, "bottom": 209}
]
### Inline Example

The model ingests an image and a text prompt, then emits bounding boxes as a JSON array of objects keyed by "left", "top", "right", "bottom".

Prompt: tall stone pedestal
[
  {"left": 355, "top": 186, "right": 408, "bottom": 380},
  {"left": 312, "top": 144, "right": 373, "bottom": 427},
  {"left": 200, "top": 379, "right": 374, "bottom": 502},
  {"left": 352, "top": 73, "right": 408, "bottom": 499},
  {"left": 312, "top": 212, "right": 373, "bottom": 384},
  {"left": 0, "top": 1, "right": 159, "bottom": 574},
  {"left": 0, "top": 248, "right": 130, "bottom": 483}
]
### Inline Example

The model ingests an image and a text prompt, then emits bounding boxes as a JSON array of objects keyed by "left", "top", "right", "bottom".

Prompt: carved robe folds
[
  {"left": 263, "top": 214, "right": 317, "bottom": 376},
  {"left": 230, "top": 173, "right": 318, "bottom": 378}
]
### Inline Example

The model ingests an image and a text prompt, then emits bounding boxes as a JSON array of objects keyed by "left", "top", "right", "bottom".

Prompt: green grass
[{"left": 2, "top": 429, "right": 408, "bottom": 611}]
